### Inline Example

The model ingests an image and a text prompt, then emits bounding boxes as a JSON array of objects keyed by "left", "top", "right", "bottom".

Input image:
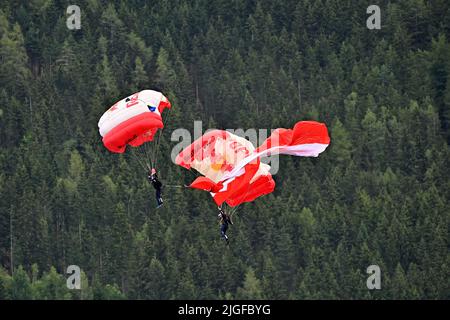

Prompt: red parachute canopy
[
  {"left": 98, "top": 90, "right": 171, "bottom": 153},
  {"left": 176, "top": 121, "right": 330, "bottom": 207},
  {"left": 176, "top": 130, "right": 274, "bottom": 207}
]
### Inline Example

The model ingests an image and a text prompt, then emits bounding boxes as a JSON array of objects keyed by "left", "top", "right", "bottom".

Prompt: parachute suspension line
[
  {"left": 130, "top": 149, "right": 147, "bottom": 172},
  {"left": 152, "top": 107, "right": 172, "bottom": 172},
  {"left": 131, "top": 135, "right": 152, "bottom": 172},
  {"left": 150, "top": 130, "right": 161, "bottom": 169},
  {"left": 136, "top": 146, "right": 151, "bottom": 172},
  {"left": 148, "top": 148, "right": 156, "bottom": 171},
  {"left": 225, "top": 203, "right": 238, "bottom": 218},
  {"left": 138, "top": 145, "right": 146, "bottom": 168},
  {"left": 144, "top": 147, "right": 152, "bottom": 171},
  {"left": 134, "top": 147, "right": 147, "bottom": 171},
  {"left": 188, "top": 168, "right": 200, "bottom": 178},
  {"left": 142, "top": 140, "right": 153, "bottom": 170},
  {"left": 138, "top": 151, "right": 149, "bottom": 172},
  {"left": 230, "top": 206, "right": 239, "bottom": 218}
]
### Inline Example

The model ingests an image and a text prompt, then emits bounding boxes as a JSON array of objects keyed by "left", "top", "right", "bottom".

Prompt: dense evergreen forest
[{"left": 0, "top": 0, "right": 449, "bottom": 299}]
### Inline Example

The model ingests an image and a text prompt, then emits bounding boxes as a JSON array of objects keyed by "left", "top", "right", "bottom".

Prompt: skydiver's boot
[{"left": 156, "top": 197, "right": 163, "bottom": 208}]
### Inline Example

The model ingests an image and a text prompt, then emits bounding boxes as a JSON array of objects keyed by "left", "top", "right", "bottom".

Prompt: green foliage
[
  {"left": 236, "top": 267, "right": 265, "bottom": 299},
  {"left": 11, "top": 266, "right": 32, "bottom": 299},
  {"left": 32, "top": 266, "right": 71, "bottom": 300},
  {"left": 0, "top": 0, "right": 448, "bottom": 300},
  {"left": 0, "top": 267, "right": 12, "bottom": 299}
]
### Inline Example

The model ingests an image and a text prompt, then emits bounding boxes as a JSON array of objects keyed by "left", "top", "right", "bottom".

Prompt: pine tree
[
  {"left": 0, "top": 18, "right": 31, "bottom": 96},
  {"left": 0, "top": 267, "right": 12, "bottom": 299},
  {"left": 329, "top": 118, "right": 352, "bottom": 164},
  {"left": 142, "top": 257, "right": 166, "bottom": 299},
  {"left": 130, "top": 57, "right": 149, "bottom": 92},
  {"left": 11, "top": 266, "right": 32, "bottom": 299},
  {"left": 236, "top": 267, "right": 265, "bottom": 299},
  {"left": 32, "top": 266, "right": 71, "bottom": 300}
]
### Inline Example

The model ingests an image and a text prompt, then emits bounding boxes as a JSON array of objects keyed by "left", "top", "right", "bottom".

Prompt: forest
[{"left": 0, "top": 0, "right": 449, "bottom": 299}]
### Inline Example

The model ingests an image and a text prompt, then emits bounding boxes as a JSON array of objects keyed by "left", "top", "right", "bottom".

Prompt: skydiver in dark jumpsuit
[
  {"left": 218, "top": 207, "right": 233, "bottom": 245},
  {"left": 148, "top": 168, "right": 163, "bottom": 208}
]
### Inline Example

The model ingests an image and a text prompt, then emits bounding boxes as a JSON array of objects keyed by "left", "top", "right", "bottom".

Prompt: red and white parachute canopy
[
  {"left": 175, "top": 121, "right": 330, "bottom": 207},
  {"left": 98, "top": 90, "right": 171, "bottom": 153}
]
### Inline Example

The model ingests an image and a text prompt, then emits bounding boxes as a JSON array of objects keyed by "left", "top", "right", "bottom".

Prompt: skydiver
[
  {"left": 218, "top": 206, "right": 233, "bottom": 245},
  {"left": 148, "top": 168, "right": 163, "bottom": 208}
]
